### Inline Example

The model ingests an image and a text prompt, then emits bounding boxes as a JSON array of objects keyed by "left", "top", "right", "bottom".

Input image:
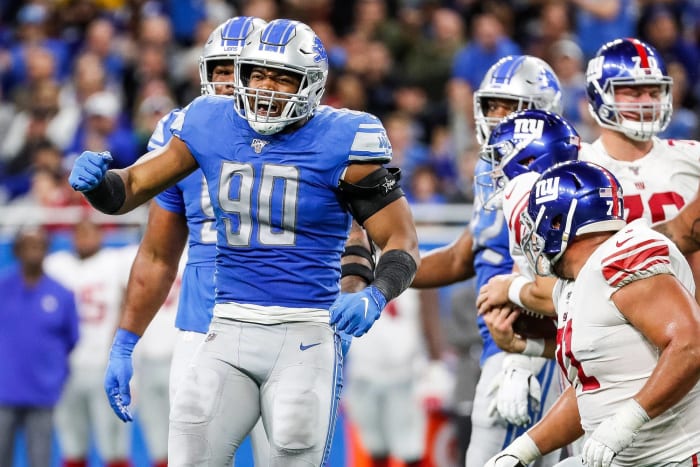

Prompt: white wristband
[
  {"left": 507, "top": 275, "right": 529, "bottom": 308},
  {"left": 522, "top": 338, "right": 545, "bottom": 356},
  {"left": 504, "top": 432, "right": 542, "bottom": 464},
  {"left": 617, "top": 398, "right": 650, "bottom": 430}
]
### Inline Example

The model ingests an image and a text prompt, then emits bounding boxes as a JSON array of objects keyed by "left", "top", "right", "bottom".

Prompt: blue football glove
[
  {"left": 69, "top": 151, "right": 113, "bottom": 192},
  {"left": 329, "top": 285, "right": 387, "bottom": 337},
  {"left": 104, "top": 328, "right": 140, "bottom": 422}
]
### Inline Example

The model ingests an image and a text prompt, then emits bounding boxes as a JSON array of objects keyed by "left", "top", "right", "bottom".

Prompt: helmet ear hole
[{"left": 551, "top": 214, "right": 563, "bottom": 230}]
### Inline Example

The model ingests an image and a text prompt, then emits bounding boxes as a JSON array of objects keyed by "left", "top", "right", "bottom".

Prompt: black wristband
[
  {"left": 342, "top": 245, "right": 376, "bottom": 268},
  {"left": 84, "top": 171, "right": 126, "bottom": 214},
  {"left": 371, "top": 249, "right": 417, "bottom": 302},
  {"left": 341, "top": 263, "right": 374, "bottom": 284}
]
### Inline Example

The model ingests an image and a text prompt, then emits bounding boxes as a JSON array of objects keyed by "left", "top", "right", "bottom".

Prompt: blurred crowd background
[
  {"left": 0, "top": 0, "right": 698, "bottom": 211},
  {"left": 0, "top": 0, "right": 699, "bottom": 466}
]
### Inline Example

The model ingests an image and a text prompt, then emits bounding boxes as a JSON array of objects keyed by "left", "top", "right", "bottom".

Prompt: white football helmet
[
  {"left": 234, "top": 19, "right": 328, "bottom": 135},
  {"left": 198, "top": 16, "right": 267, "bottom": 95},
  {"left": 474, "top": 55, "right": 563, "bottom": 144}
]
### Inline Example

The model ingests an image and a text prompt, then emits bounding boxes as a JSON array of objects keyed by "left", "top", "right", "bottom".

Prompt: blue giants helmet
[
  {"left": 521, "top": 160, "right": 626, "bottom": 276},
  {"left": 234, "top": 19, "right": 329, "bottom": 135},
  {"left": 475, "top": 109, "right": 580, "bottom": 210},
  {"left": 585, "top": 38, "right": 673, "bottom": 141}
]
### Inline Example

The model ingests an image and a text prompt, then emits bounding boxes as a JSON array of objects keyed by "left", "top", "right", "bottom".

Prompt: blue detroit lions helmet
[
  {"left": 234, "top": 19, "right": 329, "bottom": 135},
  {"left": 199, "top": 16, "right": 267, "bottom": 95},
  {"left": 475, "top": 109, "right": 580, "bottom": 210},
  {"left": 521, "top": 160, "right": 626, "bottom": 276},
  {"left": 586, "top": 38, "right": 672, "bottom": 141},
  {"left": 474, "top": 55, "right": 563, "bottom": 145}
]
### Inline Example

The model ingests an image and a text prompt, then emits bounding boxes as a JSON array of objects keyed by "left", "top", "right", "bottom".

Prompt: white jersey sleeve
[
  {"left": 580, "top": 138, "right": 700, "bottom": 223},
  {"left": 44, "top": 247, "right": 136, "bottom": 369},
  {"left": 345, "top": 287, "right": 425, "bottom": 383},
  {"left": 502, "top": 172, "right": 540, "bottom": 278},
  {"left": 552, "top": 219, "right": 700, "bottom": 465}
]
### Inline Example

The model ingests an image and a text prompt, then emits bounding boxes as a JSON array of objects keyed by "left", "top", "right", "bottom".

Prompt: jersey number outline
[
  {"left": 556, "top": 320, "right": 601, "bottom": 391},
  {"left": 623, "top": 192, "right": 684, "bottom": 223},
  {"left": 218, "top": 162, "right": 299, "bottom": 247},
  {"left": 200, "top": 176, "right": 217, "bottom": 243}
]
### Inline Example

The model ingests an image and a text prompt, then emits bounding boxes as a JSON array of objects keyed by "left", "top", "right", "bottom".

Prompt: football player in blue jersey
[
  {"left": 103, "top": 16, "right": 272, "bottom": 467},
  {"left": 411, "top": 56, "right": 568, "bottom": 467},
  {"left": 70, "top": 19, "right": 419, "bottom": 467}
]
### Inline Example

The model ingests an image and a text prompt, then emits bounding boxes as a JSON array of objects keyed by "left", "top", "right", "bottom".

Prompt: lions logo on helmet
[
  {"left": 474, "top": 55, "right": 563, "bottom": 144},
  {"left": 234, "top": 19, "right": 329, "bottom": 135},
  {"left": 585, "top": 38, "right": 673, "bottom": 141},
  {"left": 520, "top": 160, "right": 625, "bottom": 277},
  {"left": 198, "top": 16, "right": 267, "bottom": 96},
  {"left": 475, "top": 109, "right": 580, "bottom": 210}
]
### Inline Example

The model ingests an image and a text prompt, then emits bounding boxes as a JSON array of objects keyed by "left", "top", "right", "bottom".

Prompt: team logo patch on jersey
[{"left": 251, "top": 138, "right": 269, "bottom": 153}]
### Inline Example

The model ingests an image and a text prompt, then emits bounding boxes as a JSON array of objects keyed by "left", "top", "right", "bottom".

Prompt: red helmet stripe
[
  {"left": 628, "top": 38, "right": 649, "bottom": 68},
  {"left": 603, "top": 169, "right": 621, "bottom": 216}
]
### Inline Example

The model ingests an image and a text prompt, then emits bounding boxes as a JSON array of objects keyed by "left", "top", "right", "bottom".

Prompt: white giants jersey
[
  {"left": 45, "top": 247, "right": 136, "bottom": 369},
  {"left": 580, "top": 138, "right": 700, "bottom": 223},
  {"left": 346, "top": 288, "right": 424, "bottom": 383},
  {"left": 553, "top": 219, "right": 700, "bottom": 465},
  {"left": 502, "top": 171, "right": 541, "bottom": 280}
]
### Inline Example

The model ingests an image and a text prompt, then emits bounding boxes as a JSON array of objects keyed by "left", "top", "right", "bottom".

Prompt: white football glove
[
  {"left": 414, "top": 359, "right": 455, "bottom": 411},
  {"left": 488, "top": 354, "right": 545, "bottom": 426},
  {"left": 484, "top": 433, "right": 541, "bottom": 467},
  {"left": 582, "top": 399, "right": 649, "bottom": 467}
]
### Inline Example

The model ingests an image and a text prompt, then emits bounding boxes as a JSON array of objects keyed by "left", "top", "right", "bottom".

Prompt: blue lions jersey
[
  {"left": 148, "top": 110, "right": 217, "bottom": 333},
  {"left": 171, "top": 96, "right": 391, "bottom": 308},
  {"left": 471, "top": 159, "right": 514, "bottom": 364}
]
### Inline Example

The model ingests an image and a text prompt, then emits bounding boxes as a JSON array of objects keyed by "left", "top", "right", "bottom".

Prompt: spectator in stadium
[{"left": 0, "top": 226, "right": 79, "bottom": 467}]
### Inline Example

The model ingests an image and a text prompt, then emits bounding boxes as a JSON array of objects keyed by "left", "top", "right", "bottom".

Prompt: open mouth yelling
[{"left": 256, "top": 98, "right": 280, "bottom": 117}]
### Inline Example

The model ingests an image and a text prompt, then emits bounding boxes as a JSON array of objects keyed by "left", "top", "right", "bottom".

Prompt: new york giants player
[
  {"left": 70, "top": 19, "right": 419, "bottom": 467},
  {"left": 411, "top": 55, "right": 566, "bottom": 467},
  {"left": 488, "top": 160, "right": 700, "bottom": 467},
  {"left": 479, "top": 38, "right": 700, "bottom": 361},
  {"left": 475, "top": 110, "right": 580, "bottom": 351},
  {"left": 579, "top": 38, "right": 700, "bottom": 298},
  {"left": 473, "top": 109, "right": 580, "bottom": 430},
  {"left": 44, "top": 219, "right": 136, "bottom": 467}
]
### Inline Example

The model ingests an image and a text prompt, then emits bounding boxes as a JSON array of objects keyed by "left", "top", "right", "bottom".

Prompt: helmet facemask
[
  {"left": 233, "top": 20, "right": 328, "bottom": 135},
  {"left": 589, "top": 79, "right": 672, "bottom": 141}
]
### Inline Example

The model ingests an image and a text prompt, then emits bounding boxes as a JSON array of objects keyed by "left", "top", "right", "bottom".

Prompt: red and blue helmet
[
  {"left": 585, "top": 38, "right": 672, "bottom": 141},
  {"left": 521, "top": 160, "right": 626, "bottom": 276},
  {"left": 475, "top": 109, "right": 580, "bottom": 210}
]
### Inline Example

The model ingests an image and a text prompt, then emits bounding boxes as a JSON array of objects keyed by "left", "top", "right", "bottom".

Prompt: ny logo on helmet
[
  {"left": 534, "top": 177, "right": 559, "bottom": 204},
  {"left": 513, "top": 118, "right": 544, "bottom": 139}
]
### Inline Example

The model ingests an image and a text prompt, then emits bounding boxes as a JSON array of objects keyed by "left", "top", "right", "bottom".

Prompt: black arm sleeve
[
  {"left": 83, "top": 171, "right": 126, "bottom": 214},
  {"left": 371, "top": 249, "right": 417, "bottom": 302}
]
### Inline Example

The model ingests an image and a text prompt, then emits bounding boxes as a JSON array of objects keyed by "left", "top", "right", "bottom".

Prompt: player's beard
[{"left": 552, "top": 258, "right": 573, "bottom": 281}]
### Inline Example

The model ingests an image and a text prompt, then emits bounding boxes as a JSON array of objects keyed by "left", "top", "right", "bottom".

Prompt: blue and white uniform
[{"left": 167, "top": 96, "right": 391, "bottom": 467}]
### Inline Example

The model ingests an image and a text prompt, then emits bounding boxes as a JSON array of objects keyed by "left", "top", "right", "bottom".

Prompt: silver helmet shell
[
  {"left": 198, "top": 16, "right": 267, "bottom": 96},
  {"left": 474, "top": 55, "right": 562, "bottom": 144},
  {"left": 234, "top": 19, "right": 328, "bottom": 135}
]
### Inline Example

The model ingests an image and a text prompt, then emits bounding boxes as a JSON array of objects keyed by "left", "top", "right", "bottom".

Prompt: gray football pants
[{"left": 168, "top": 317, "right": 343, "bottom": 466}]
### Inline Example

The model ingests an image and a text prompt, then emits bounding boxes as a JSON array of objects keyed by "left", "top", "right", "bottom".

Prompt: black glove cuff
[
  {"left": 84, "top": 171, "right": 126, "bottom": 214},
  {"left": 371, "top": 249, "right": 417, "bottom": 302}
]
